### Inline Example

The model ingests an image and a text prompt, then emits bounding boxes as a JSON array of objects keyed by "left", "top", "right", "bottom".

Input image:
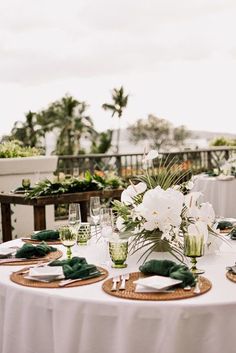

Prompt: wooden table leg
[
  {"left": 80, "top": 201, "right": 88, "bottom": 222},
  {"left": 33, "top": 205, "right": 46, "bottom": 230},
  {"left": 1, "top": 203, "right": 12, "bottom": 242}
]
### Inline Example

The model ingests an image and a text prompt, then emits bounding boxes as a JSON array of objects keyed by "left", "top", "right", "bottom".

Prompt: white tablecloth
[
  {"left": 1, "top": 238, "right": 236, "bottom": 353},
  {"left": 192, "top": 175, "right": 236, "bottom": 218}
]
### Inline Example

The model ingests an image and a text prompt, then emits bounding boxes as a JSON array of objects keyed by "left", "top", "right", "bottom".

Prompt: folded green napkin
[
  {"left": 15, "top": 242, "right": 57, "bottom": 259},
  {"left": 229, "top": 228, "right": 236, "bottom": 240},
  {"left": 49, "top": 256, "right": 100, "bottom": 280},
  {"left": 217, "top": 221, "right": 233, "bottom": 230},
  {"left": 139, "top": 259, "right": 196, "bottom": 287},
  {"left": 13, "top": 186, "right": 34, "bottom": 193},
  {"left": 31, "top": 230, "right": 59, "bottom": 241}
]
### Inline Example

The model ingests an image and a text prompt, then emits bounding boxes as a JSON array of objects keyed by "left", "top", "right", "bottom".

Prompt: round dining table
[
  {"left": 192, "top": 174, "right": 236, "bottom": 218},
  {"left": 1, "top": 237, "right": 236, "bottom": 353}
]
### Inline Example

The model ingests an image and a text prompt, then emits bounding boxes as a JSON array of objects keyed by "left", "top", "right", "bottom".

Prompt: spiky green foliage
[{"left": 26, "top": 171, "right": 123, "bottom": 199}]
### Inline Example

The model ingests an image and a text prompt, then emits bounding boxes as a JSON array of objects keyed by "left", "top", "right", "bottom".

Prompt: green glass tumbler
[
  {"left": 77, "top": 222, "right": 91, "bottom": 245},
  {"left": 109, "top": 240, "right": 128, "bottom": 268},
  {"left": 184, "top": 233, "right": 204, "bottom": 275}
]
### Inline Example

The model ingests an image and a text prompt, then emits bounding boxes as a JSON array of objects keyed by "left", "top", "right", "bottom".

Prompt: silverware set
[{"left": 111, "top": 273, "right": 130, "bottom": 291}]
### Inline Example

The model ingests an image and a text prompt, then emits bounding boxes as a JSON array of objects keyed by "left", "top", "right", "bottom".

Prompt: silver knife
[
  {"left": 0, "top": 258, "right": 28, "bottom": 265},
  {"left": 58, "top": 271, "right": 103, "bottom": 287}
]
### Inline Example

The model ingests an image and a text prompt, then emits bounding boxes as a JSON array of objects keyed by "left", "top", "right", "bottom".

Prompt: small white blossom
[{"left": 116, "top": 216, "right": 125, "bottom": 232}]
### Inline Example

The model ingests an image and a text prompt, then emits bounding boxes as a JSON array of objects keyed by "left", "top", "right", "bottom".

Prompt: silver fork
[
  {"left": 119, "top": 273, "right": 130, "bottom": 290},
  {"left": 111, "top": 276, "right": 120, "bottom": 291}
]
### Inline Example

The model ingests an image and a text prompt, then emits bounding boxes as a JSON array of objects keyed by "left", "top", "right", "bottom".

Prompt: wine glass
[
  {"left": 59, "top": 225, "right": 77, "bottom": 259},
  {"left": 89, "top": 196, "right": 101, "bottom": 237},
  {"left": 100, "top": 208, "right": 114, "bottom": 265},
  {"left": 100, "top": 208, "right": 114, "bottom": 240},
  {"left": 184, "top": 232, "right": 204, "bottom": 275},
  {"left": 68, "top": 203, "right": 81, "bottom": 244}
]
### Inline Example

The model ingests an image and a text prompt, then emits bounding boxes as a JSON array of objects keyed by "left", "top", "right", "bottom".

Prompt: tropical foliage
[
  {"left": 8, "top": 111, "right": 45, "bottom": 149},
  {"left": 0, "top": 140, "right": 41, "bottom": 158},
  {"left": 26, "top": 171, "right": 123, "bottom": 199},
  {"left": 210, "top": 136, "right": 236, "bottom": 146},
  {"left": 90, "top": 130, "right": 113, "bottom": 154},
  {"left": 128, "top": 115, "right": 191, "bottom": 150},
  {"left": 113, "top": 150, "right": 217, "bottom": 262},
  {"left": 102, "top": 86, "right": 129, "bottom": 153},
  {"left": 38, "top": 95, "right": 95, "bottom": 155}
]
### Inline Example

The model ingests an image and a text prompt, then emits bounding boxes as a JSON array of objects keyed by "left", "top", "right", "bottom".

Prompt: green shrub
[{"left": 0, "top": 140, "right": 42, "bottom": 158}]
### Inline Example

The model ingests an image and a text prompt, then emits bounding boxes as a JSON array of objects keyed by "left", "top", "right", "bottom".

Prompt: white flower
[
  {"left": 138, "top": 186, "right": 184, "bottom": 232},
  {"left": 121, "top": 182, "right": 147, "bottom": 205},
  {"left": 142, "top": 149, "right": 159, "bottom": 169},
  {"left": 186, "top": 180, "right": 194, "bottom": 190},
  {"left": 184, "top": 192, "right": 203, "bottom": 208},
  {"left": 145, "top": 150, "right": 159, "bottom": 161},
  {"left": 116, "top": 216, "right": 125, "bottom": 232}
]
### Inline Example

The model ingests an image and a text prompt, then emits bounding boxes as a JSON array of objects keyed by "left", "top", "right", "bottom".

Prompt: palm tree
[
  {"left": 102, "top": 86, "right": 129, "bottom": 154},
  {"left": 38, "top": 95, "right": 95, "bottom": 155},
  {"left": 10, "top": 111, "right": 44, "bottom": 148}
]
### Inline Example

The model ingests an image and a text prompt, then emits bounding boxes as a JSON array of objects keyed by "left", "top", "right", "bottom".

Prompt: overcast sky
[{"left": 1, "top": 0, "right": 236, "bottom": 138}]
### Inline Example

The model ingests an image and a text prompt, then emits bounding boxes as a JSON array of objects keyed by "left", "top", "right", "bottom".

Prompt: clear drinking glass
[
  {"left": 59, "top": 225, "right": 77, "bottom": 259},
  {"left": 184, "top": 233, "right": 204, "bottom": 275},
  {"left": 89, "top": 196, "right": 101, "bottom": 236},
  {"left": 109, "top": 239, "right": 128, "bottom": 268}
]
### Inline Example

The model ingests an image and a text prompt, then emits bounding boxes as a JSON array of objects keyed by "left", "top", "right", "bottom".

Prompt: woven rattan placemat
[
  {"left": 102, "top": 272, "right": 212, "bottom": 301},
  {"left": 0, "top": 250, "right": 62, "bottom": 266},
  {"left": 22, "top": 238, "right": 62, "bottom": 245},
  {"left": 226, "top": 271, "right": 236, "bottom": 282},
  {"left": 10, "top": 266, "right": 108, "bottom": 288}
]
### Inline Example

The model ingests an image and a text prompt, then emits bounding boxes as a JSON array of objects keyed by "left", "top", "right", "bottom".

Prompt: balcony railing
[{"left": 57, "top": 147, "right": 236, "bottom": 178}]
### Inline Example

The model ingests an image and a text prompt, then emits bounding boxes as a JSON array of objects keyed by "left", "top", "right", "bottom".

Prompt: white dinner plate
[
  {"left": 217, "top": 175, "right": 235, "bottom": 181},
  {"left": 133, "top": 275, "right": 182, "bottom": 290},
  {"left": 29, "top": 266, "right": 64, "bottom": 279},
  {"left": 0, "top": 248, "right": 16, "bottom": 259}
]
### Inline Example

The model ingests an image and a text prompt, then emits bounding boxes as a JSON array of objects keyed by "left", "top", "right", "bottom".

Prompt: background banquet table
[
  {"left": 192, "top": 175, "right": 236, "bottom": 218},
  {"left": 1, "top": 238, "right": 236, "bottom": 353}
]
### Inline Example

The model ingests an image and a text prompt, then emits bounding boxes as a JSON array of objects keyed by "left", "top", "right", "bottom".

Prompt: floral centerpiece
[{"left": 113, "top": 150, "right": 219, "bottom": 262}]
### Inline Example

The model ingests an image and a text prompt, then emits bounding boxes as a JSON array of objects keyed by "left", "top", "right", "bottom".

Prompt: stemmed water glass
[
  {"left": 89, "top": 196, "right": 101, "bottom": 237},
  {"left": 22, "top": 178, "right": 31, "bottom": 190},
  {"left": 59, "top": 225, "right": 77, "bottom": 259},
  {"left": 184, "top": 232, "right": 205, "bottom": 275},
  {"left": 68, "top": 203, "right": 81, "bottom": 249},
  {"left": 100, "top": 208, "right": 114, "bottom": 265}
]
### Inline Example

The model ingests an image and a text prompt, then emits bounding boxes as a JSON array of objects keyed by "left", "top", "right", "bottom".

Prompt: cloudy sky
[{"left": 1, "top": 0, "right": 236, "bottom": 138}]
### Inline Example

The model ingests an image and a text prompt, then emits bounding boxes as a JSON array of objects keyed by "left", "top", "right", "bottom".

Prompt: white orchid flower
[
  {"left": 145, "top": 150, "right": 159, "bottom": 161},
  {"left": 186, "top": 180, "right": 194, "bottom": 190},
  {"left": 138, "top": 187, "right": 184, "bottom": 232},
  {"left": 121, "top": 182, "right": 147, "bottom": 205},
  {"left": 184, "top": 192, "right": 203, "bottom": 208},
  {"left": 142, "top": 150, "right": 159, "bottom": 169},
  {"left": 116, "top": 216, "right": 126, "bottom": 232}
]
